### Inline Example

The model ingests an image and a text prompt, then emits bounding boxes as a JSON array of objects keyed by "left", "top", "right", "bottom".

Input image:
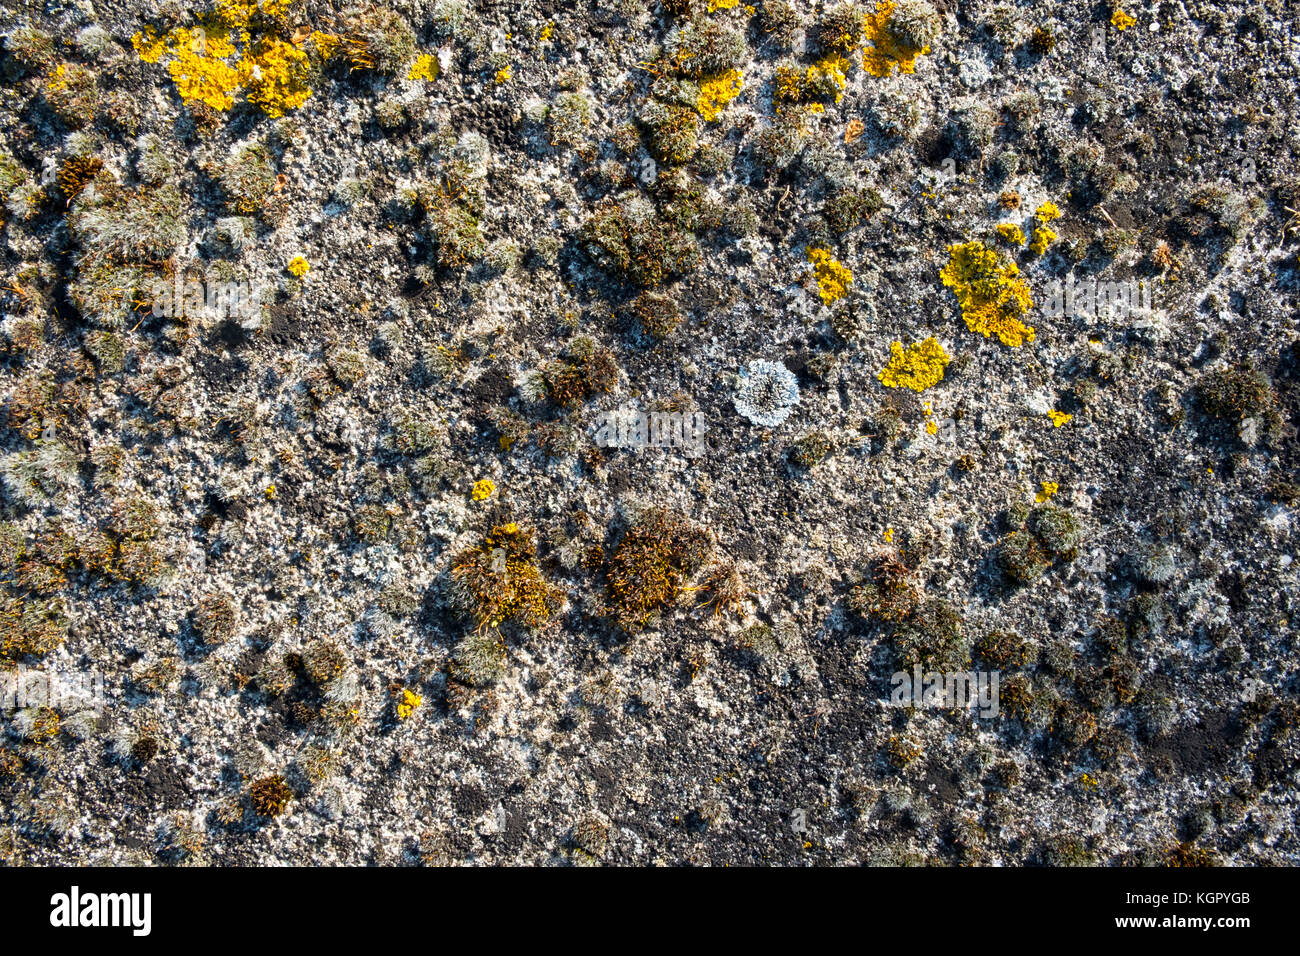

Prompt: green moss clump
[
  {"left": 1027, "top": 504, "right": 1082, "bottom": 558},
  {"left": 580, "top": 196, "right": 701, "bottom": 287},
  {"left": 639, "top": 100, "right": 700, "bottom": 166},
  {"left": 449, "top": 630, "right": 507, "bottom": 688},
  {"left": 606, "top": 508, "right": 712, "bottom": 632},
  {"left": 996, "top": 530, "right": 1051, "bottom": 584},
  {"left": 823, "top": 186, "right": 884, "bottom": 235},
  {"left": 543, "top": 337, "right": 619, "bottom": 408},
  {"left": 892, "top": 597, "right": 967, "bottom": 670},
  {"left": 630, "top": 291, "right": 684, "bottom": 341},
  {"left": 789, "top": 431, "right": 833, "bottom": 469},
  {"left": 997, "top": 502, "right": 1081, "bottom": 583},
  {"left": 547, "top": 91, "right": 592, "bottom": 147},
  {"left": 250, "top": 774, "right": 292, "bottom": 818},
  {"left": 1195, "top": 364, "right": 1275, "bottom": 420}
]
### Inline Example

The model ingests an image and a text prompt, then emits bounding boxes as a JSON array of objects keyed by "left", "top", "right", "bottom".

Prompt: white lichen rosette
[{"left": 734, "top": 360, "right": 799, "bottom": 428}]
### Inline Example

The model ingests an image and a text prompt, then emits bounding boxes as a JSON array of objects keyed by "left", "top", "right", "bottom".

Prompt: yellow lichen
[
  {"left": 471, "top": 478, "right": 495, "bottom": 501},
  {"left": 166, "top": 45, "right": 243, "bottom": 111},
  {"left": 807, "top": 248, "right": 853, "bottom": 305},
  {"left": 133, "top": 2, "right": 317, "bottom": 117},
  {"left": 132, "top": 29, "right": 166, "bottom": 64},
  {"left": 808, "top": 53, "right": 849, "bottom": 103},
  {"left": 877, "top": 337, "right": 950, "bottom": 392},
  {"left": 239, "top": 38, "right": 314, "bottom": 117},
  {"left": 1111, "top": 8, "right": 1136, "bottom": 31},
  {"left": 408, "top": 53, "right": 439, "bottom": 82},
  {"left": 1036, "top": 480, "right": 1059, "bottom": 502},
  {"left": 495, "top": 65, "right": 512, "bottom": 84},
  {"left": 939, "top": 241, "right": 1036, "bottom": 348},
  {"left": 1034, "top": 201, "right": 1062, "bottom": 223},
  {"left": 697, "top": 69, "right": 743, "bottom": 121},
  {"left": 1028, "top": 225, "right": 1057, "bottom": 256},
  {"left": 287, "top": 256, "right": 310, "bottom": 277},
  {"left": 708, "top": 0, "right": 740, "bottom": 10},
  {"left": 1048, "top": 409, "right": 1073, "bottom": 427},
  {"left": 863, "top": 0, "right": 933, "bottom": 78},
  {"left": 996, "top": 223, "right": 1026, "bottom": 246},
  {"left": 395, "top": 688, "right": 422, "bottom": 721}
]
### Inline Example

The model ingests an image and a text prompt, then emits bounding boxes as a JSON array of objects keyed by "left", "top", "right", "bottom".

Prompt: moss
[
  {"left": 815, "top": 3, "right": 866, "bottom": 53},
  {"left": 250, "top": 774, "right": 292, "bottom": 818},
  {"left": 449, "top": 630, "right": 506, "bottom": 689},
  {"left": 606, "top": 507, "right": 712, "bottom": 632},
  {"left": 789, "top": 431, "right": 833, "bottom": 469},
  {"left": 543, "top": 338, "right": 619, "bottom": 408},
  {"left": 823, "top": 186, "right": 884, "bottom": 235},
  {"left": 664, "top": 15, "right": 747, "bottom": 79},
  {"left": 996, "top": 530, "right": 1052, "bottom": 584},
  {"left": 760, "top": 1, "right": 800, "bottom": 43},
  {"left": 848, "top": 553, "right": 918, "bottom": 623},
  {"left": 640, "top": 100, "right": 701, "bottom": 166},
  {"left": 1196, "top": 364, "right": 1275, "bottom": 420},
  {"left": 976, "top": 629, "right": 1037, "bottom": 670},
  {"left": 1027, "top": 504, "right": 1082, "bottom": 557},
  {"left": 193, "top": 594, "right": 237, "bottom": 645},
  {"left": 891, "top": 597, "right": 966, "bottom": 669},
  {"left": 630, "top": 291, "right": 684, "bottom": 341},
  {"left": 1028, "top": 25, "right": 1056, "bottom": 54},
  {"left": 547, "top": 91, "right": 593, "bottom": 147},
  {"left": 450, "top": 523, "right": 562, "bottom": 633},
  {"left": 580, "top": 197, "right": 701, "bottom": 287},
  {"left": 214, "top": 142, "right": 278, "bottom": 215}
]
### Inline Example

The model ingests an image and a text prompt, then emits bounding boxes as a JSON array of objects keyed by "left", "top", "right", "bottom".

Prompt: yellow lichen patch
[
  {"left": 1028, "top": 225, "right": 1057, "bottom": 256},
  {"left": 877, "top": 337, "right": 950, "bottom": 392},
  {"left": 471, "top": 478, "right": 495, "bottom": 501},
  {"left": 309, "top": 31, "right": 341, "bottom": 61},
  {"left": 697, "top": 69, "right": 743, "bottom": 121},
  {"left": 807, "top": 247, "right": 853, "bottom": 305},
  {"left": 408, "top": 53, "right": 439, "bottom": 82},
  {"left": 239, "top": 38, "right": 314, "bottom": 117},
  {"left": 495, "top": 65, "right": 512, "bottom": 84},
  {"left": 808, "top": 52, "right": 850, "bottom": 103},
  {"left": 863, "top": 0, "right": 933, "bottom": 78},
  {"left": 287, "top": 256, "right": 310, "bottom": 277},
  {"left": 708, "top": 0, "right": 740, "bottom": 10},
  {"left": 395, "top": 688, "right": 422, "bottom": 721},
  {"left": 996, "top": 223, "right": 1026, "bottom": 246},
  {"left": 1036, "top": 480, "right": 1059, "bottom": 502},
  {"left": 1035, "top": 201, "right": 1061, "bottom": 223},
  {"left": 166, "top": 45, "right": 243, "bottom": 111},
  {"left": 1048, "top": 409, "right": 1073, "bottom": 427},
  {"left": 132, "top": 29, "right": 166, "bottom": 64},
  {"left": 1111, "top": 8, "right": 1137, "bottom": 30},
  {"left": 939, "top": 241, "right": 1036, "bottom": 348},
  {"left": 133, "top": 3, "right": 315, "bottom": 117}
]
